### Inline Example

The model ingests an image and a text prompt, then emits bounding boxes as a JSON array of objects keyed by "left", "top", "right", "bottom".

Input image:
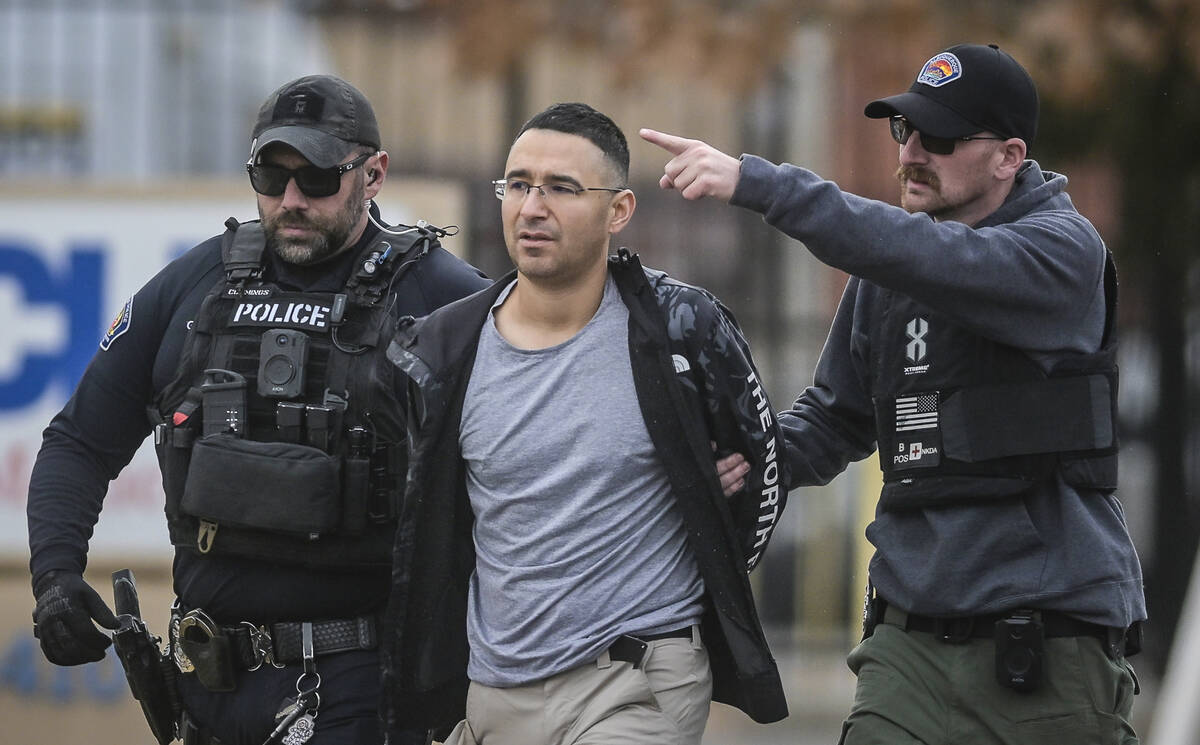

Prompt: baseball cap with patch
[
  {"left": 250, "top": 75, "right": 380, "bottom": 169},
  {"left": 864, "top": 43, "right": 1038, "bottom": 147}
]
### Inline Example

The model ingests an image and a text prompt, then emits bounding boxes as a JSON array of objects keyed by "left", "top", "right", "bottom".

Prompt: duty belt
[
  {"left": 881, "top": 603, "right": 1141, "bottom": 658},
  {"left": 171, "top": 606, "right": 377, "bottom": 672}
]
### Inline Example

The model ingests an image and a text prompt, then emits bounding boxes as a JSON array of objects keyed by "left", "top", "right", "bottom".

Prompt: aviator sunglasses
[
  {"left": 889, "top": 116, "right": 1005, "bottom": 156},
  {"left": 247, "top": 152, "right": 373, "bottom": 198}
]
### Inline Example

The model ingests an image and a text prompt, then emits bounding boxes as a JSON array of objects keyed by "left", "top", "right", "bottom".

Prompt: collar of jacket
[
  {"left": 388, "top": 268, "right": 513, "bottom": 380},
  {"left": 609, "top": 247, "right": 668, "bottom": 347},
  {"left": 391, "top": 248, "right": 658, "bottom": 373}
]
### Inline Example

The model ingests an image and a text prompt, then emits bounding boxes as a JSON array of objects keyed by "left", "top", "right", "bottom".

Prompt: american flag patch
[{"left": 896, "top": 392, "right": 939, "bottom": 432}]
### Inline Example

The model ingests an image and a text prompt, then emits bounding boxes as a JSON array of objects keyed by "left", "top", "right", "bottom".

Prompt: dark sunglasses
[
  {"left": 889, "top": 116, "right": 1004, "bottom": 156},
  {"left": 246, "top": 152, "right": 372, "bottom": 198}
]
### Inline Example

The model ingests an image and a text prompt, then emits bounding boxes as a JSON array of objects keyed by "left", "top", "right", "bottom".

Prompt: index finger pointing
[{"left": 639, "top": 128, "right": 693, "bottom": 156}]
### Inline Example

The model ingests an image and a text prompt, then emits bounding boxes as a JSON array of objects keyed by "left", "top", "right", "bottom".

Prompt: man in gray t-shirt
[
  {"left": 380, "top": 103, "right": 789, "bottom": 744},
  {"left": 452, "top": 104, "right": 714, "bottom": 745},
  {"left": 461, "top": 275, "right": 706, "bottom": 689}
]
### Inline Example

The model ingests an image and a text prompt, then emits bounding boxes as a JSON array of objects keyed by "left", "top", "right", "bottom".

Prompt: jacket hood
[{"left": 980, "top": 159, "right": 1069, "bottom": 230}]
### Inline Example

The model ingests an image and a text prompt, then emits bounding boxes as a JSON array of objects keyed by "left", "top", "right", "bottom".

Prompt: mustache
[
  {"left": 896, "top": 165, "right": 941, "bottom": 190},
  {"left": 271, "top": 214, "right": 315, "bottom": 230},
  {"left": 515, "top": 221, "right": 556, "bottom": 237}
]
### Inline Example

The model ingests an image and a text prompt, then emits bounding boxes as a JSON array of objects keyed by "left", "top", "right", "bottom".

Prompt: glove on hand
[{"left": 32, "top": 571, "right": 119, "bottom": 666}]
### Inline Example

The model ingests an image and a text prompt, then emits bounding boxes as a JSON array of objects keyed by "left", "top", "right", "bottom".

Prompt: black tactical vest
[
  {"left": 872, "top": 253, "right": 1120, "bottom": 511},
  {"left": 154, "top": 218, "right": 432, "bottom": 567}
]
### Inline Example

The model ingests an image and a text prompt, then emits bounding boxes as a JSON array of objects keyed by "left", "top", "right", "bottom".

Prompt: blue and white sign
[{"left": 0, "top": 189, "right": 254, "bottom": 560}]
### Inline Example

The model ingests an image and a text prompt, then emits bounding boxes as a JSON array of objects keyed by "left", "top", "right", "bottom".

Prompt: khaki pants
[
  {"left": 442, "top": 630, "right": 711, "bottom": 745},
  {"left": 839, "top": 622, "right": 1139, "bottom": 745}
]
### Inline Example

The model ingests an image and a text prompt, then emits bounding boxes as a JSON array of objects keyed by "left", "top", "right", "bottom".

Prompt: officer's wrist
[{"left": 32, "top": 569, "right": 73, "bottom": 597}]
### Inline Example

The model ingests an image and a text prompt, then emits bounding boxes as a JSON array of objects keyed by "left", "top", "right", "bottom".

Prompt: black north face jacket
[{"left": 381, "top": 249, "right": 789, "bottom": 736}]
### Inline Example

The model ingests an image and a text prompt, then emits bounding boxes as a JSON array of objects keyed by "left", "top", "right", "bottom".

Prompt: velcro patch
[
  {"left": 274, "top": 90, "right": 325, "bottom": 123},
  {"left": 226, "top": 299, "right": 334, "bottom": 332}
]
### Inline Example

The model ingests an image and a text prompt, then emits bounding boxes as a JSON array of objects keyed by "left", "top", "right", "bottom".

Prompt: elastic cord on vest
[{"left": 366, "top": 201, "right": 459, "bottom": 239}]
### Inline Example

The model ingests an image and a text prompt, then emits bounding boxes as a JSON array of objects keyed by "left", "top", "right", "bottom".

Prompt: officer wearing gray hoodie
[{"left": 643, "top": 43, "right": 1145, "bottom": 745}]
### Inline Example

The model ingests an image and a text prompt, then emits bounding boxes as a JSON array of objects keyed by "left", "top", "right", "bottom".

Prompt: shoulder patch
[
  {"left": 917, "top": 52, "right": 962, "bottom": 87},
  {"left": 672, "top": 353, "right": 691, "bottom": 374},
  {"left": 100, "top": 296, "right": 133, "bottom": 351}
]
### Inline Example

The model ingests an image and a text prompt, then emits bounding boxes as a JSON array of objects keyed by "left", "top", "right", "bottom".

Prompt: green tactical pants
[{"left": 838, "top": 618, "right": 1139, "bottom": 745}]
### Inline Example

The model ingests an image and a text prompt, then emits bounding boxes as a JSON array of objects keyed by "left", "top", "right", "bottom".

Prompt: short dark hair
[{"left": 517, "top": 102, "right": 629, "bottom": 185}]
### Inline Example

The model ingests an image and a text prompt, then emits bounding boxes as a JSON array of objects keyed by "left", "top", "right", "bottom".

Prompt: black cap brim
[
  {"left": 864, "top": 92, "right": 981, "bottom": 139},
  {"left": 251, "top": 125, "right": 356, "bottom": 169}
]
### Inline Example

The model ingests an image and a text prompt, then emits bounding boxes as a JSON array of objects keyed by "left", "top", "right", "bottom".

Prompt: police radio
[{"left": 258, "top": 329, "right": 309, "bottom": 398}]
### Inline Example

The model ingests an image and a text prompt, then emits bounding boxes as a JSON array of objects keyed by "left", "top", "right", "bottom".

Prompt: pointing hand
[{"left": 639, "top": 128, "right": 741, "bottom": 203}]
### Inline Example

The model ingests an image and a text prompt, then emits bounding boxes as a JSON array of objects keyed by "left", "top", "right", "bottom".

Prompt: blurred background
[{"left": 1, "top": 1, "right": 1197, "bottom": 743}]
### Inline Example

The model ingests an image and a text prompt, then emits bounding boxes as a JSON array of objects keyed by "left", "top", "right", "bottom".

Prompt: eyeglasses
[
  {"left": 247, "top": 152, "right": 373, "bottom": 198},
  {"left": 889, "top": 116, "right": 1005, "bottom": 156},
  {"left": 492, "top": 178, "right": 625, "bottom": 203}
]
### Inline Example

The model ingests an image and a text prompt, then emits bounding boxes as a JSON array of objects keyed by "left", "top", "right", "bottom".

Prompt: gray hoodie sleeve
[
  {"left": 777, "top": 276, "right": 879, "bottom": 490},
  {"left": 730, "top": 155, "right": 1108, "bottom": 355}
]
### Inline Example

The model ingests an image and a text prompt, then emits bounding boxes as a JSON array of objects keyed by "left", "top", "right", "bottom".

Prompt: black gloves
[{"left": 32, "top": 571, "right": 119, "bottom": 666}]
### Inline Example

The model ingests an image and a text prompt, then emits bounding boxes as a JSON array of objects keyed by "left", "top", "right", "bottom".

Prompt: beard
[
  {"left": 895, "top": 165, "right": 944, "bottom": 214},
  {"left": 262, "top": 176, "right": 366, "bottom": 266}
]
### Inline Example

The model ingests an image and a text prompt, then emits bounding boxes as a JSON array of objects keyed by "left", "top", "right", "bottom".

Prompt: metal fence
[{"left": 0, "top": 0, "right": 331, "bottom": 179}]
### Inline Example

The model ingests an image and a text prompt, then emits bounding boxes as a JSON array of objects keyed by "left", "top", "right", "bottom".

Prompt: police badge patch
[
  {"left": 917, "top": 52, "right": 962, "bottom": 87},
  {"left": 100, "top": 296, "right": 133, "bottom": 351}
]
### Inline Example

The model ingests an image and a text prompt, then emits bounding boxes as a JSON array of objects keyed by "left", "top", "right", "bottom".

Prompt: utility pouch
[
  {"left": 369, "top": 442, "right": 406, "bottom": 522},
  {"left": 154, "top": 388, "right": 202, "bottom": 518},
  {"left": 341, "top": 456, "right": 370, "bottom": 535},
  {"left": 176, "top": 610, "right": 236, "bottom": 693},
  {"left": 155, "top": 424, "right": 194, "bottom": 518},
  {"left": 1123, "top": 620, "right": 1143, "bottom": 658},
  {"left": 200, "top": 369, "right": 247, "bottom": 437},
  {"left": 341, "top": 426, "right": 371, "bottom": 534},
  {"left": 182, "top": 433, "right": 341, "bottom": 537}
]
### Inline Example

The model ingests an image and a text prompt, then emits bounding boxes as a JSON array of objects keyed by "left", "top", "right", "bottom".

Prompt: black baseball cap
[
  {"left": 864, "top": 44, "right": 1038, "bottom": 147},
  {"left": 249, "top": 75, "right": 380, "bottom": 169}
]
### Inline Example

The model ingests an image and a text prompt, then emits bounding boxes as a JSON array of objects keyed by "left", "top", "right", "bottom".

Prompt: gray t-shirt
[{"left": 459, "top": 275, "right": 705, "bottom": 687}]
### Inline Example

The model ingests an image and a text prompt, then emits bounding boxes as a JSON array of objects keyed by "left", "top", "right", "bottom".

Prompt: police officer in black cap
[
  {"left": 28, "top": 74, "right": 489, "bottom": 744},
  {"left": 643, "top": 43, "right": 1146, "bottom": 745}
]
